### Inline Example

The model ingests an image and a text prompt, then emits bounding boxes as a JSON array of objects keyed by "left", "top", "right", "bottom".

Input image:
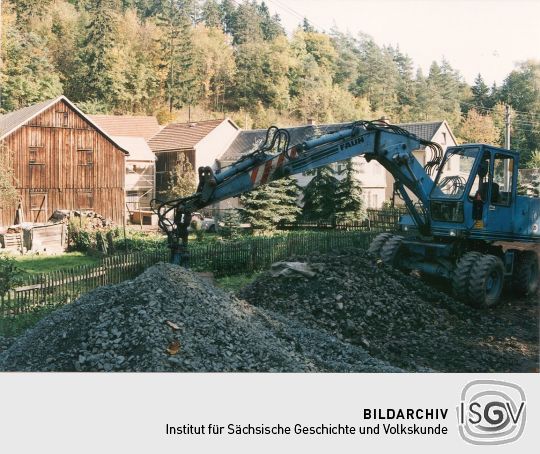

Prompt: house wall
[
  {"left": 0, "top": 100, "right": 125, "bottom": 227},
  {"left": 385, "top": 123, "right": 458, "bottom": 203},
  {"left": 194, "top": 120, "right": 239, "bottom": 172},
  {"left": 154, "top": 149, "right": 196, "bottom": 194}
]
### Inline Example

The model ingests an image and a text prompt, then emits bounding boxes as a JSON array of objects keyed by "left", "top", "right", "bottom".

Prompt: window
[
  {"left": 56, "top": 111, "right": 69, "bottom": 127},
  {"left": 77, "top": 149, "right": 93, "bottom": 166},
  {"left": 492, "top": 154, "right": 514, "bottom": 206},
  {"left": 442, "top": 132, "right": 447, "bottom": 145},
  {"left": 29, "top": 147, "right": 45, "bottom": 165}
]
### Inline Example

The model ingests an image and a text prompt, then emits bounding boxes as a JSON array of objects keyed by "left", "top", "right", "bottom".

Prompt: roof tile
[
  {"left": 89, "top": 114, "right": 162, "bottom": 141},
  {"left": 220, "top": 121, "right": 445, "bottom": 162},
  {"left": 148, "top": 119, "right": 227, "bottom": 152}
]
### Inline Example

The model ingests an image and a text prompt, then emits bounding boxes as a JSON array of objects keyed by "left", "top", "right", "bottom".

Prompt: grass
[
  {"left": 215, "top": 273, "right": 261, "bottom": 292},
  {"left": 14, "top": 252, "right": 101, "bottom": 274},
  {"left": 0, "top": 306, "right": 59, "bottom": 338}
]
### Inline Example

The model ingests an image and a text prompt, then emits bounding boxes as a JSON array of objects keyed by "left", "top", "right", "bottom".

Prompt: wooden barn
[{"left": 0, "top": 96, "right": 128, "bottom": 227}]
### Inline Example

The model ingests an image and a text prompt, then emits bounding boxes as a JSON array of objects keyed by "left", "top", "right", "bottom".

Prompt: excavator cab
[{"left": 428, "top": 144, "right": 530, "bottom": 239}]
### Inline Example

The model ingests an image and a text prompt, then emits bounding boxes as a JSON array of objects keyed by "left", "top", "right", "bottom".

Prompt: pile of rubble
[
  {"left": 0, "top": 263, "right": 399, "bottom": 372},
  {"left": 49, "top": 210, "right": 114, "bottom": 229},
  {"left": 240, "top": 251, "right": 536, "bottom": 372}
]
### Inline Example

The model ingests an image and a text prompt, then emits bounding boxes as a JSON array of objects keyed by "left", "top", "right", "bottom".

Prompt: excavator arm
[{"left": 153, "top": 120, "right": 443, "bottom": 264}]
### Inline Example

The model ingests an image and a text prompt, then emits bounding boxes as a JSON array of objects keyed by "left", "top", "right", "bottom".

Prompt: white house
[
  {"left": 148, "top": 118, "right": 240, "bottom": 194},
  {"left": 219, "top": 121, "right": 458, "bottom": 209},
  {"left": 89, "top": 114, "right": 162, "bottom": 214}
]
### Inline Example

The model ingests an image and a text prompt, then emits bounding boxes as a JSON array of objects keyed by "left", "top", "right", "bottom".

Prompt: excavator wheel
[
  {"left": 367, "top": 233, "right": 394, "bottom": 258},
  {"left": 467, "top": 254, "right": 505, "bottom": 308},
  {"left": 512, "top": 250, "right": 539, "bottom": 296},
  {"left": 452, "top": 251, "right": 483, "bottom": 302},
  {"left": 380, "top": 235, "right": 404, "bottom": 268}
]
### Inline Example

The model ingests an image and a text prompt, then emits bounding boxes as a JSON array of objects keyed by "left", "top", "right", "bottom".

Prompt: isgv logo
[{"left": 457, "top": 380, "right": 526, "bottom": 445}]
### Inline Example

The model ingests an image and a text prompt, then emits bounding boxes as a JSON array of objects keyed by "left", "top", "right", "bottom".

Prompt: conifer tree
[
  {"left": 240, "top": 177, "right": 301, "bottom": 232},
  {"left": 157, "top": 0, "right": 200, "bottom": 112},
  {"left": 301, "top": 166, "right": 338, "bottom": 221},
  {"left": 220, "top": 209, "right": 242, "bottom": 239},
  {"left": 79, "top": 0, "right": 120, "bottom": 105},
  {"left": 334, "top": 159, "right": 366, "bottom": 222}
]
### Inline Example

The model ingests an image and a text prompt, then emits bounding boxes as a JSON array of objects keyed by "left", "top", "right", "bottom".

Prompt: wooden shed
[{"left": 0, "top": 96, "right": 128, "bottom": 227}]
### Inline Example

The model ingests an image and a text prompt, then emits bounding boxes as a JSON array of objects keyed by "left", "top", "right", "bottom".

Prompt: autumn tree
[
  {"left": 458, "top": 109, "right": 500, "bottom": 145},
  {"left": 164, "top": 153, "right": 196, "bottom": 199},
  {"left": 0, "top": 145, "right": 18, "bottom": 209}
]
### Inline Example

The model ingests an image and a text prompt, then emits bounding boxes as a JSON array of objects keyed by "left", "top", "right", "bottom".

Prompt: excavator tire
[
  {"left": 512, "top": 250, "right": 539, "bottom": 296},
  {"left": 367, "top": 233, "right": 394, "bottom": 258},
  {"left": 380, "top": 235, "right": 404, "bottom": 267},
  {"left": 452, "top": 251, "right": 483, "bottom": 302},
  {"left": 467, "top": 254, "right": 504, "bottom": 308}
]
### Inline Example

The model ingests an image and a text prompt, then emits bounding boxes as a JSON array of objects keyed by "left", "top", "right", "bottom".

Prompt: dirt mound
[
  {"left": 0, "top": 263, "right": 398, "bottom": 372},
  {"left": 239, "top": 250, "right": 537, "bottom": 372}
]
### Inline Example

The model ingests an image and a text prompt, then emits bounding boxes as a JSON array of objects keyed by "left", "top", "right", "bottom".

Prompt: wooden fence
[
  {"left": 0, "top": 231, "right": 380, "bottom": 319},
  {"left": 277, "top": 208, "right": 407, "bottom": 232}
]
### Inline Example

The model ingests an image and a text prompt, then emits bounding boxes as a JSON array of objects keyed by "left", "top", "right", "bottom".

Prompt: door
[{"left": 485, "top": 152, "right": 515, "bottom": 234}]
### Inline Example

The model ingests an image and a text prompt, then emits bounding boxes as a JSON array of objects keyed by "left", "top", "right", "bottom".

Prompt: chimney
[{"left": 307, "top": 118, "right": 316, "bottom": 125}]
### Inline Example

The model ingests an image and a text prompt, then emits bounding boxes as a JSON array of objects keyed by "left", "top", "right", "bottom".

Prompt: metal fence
[{"left": 1, "top": 231, "right": 380, "bottom": 319}]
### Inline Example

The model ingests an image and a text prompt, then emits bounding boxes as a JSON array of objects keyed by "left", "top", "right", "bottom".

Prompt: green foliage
[
  {"left": 240, "top": 177, "right": 301, "bottom": 232},
  {"left": 164, "top": 153, "right": 197, "bottom": 199},
  {"left": 0, "top": 255, "right": 24, "bottom": 295},
  {"left": 67, "top": 217, "right": 94, "bottom": 251},
  {"left": 220, "top": 209, "right": 242, "bottom": 239},
  {"left": 335, "top": 159, "right": 366, "bottom": 222},
  {"left": 0, "top": 145, "right": 18, "bottom": 208},
  {"left": 301, "top": 166, "right": 338, "bottom": 220},
  {"left": 1, "top": 0, "right": 539, "bottom": 160}
]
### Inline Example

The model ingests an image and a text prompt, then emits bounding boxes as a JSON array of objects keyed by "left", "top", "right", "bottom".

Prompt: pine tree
[
  {"left": 220, "top": 209, "right": 242, "bottom": 239},
  {"left": 157, "top": 0, "right": 200, "bottom": 112},
  {"left": 79, "top": 0, "right": 121, "bottom": 105},
  {"left": 334, "top": 159, "right": 366, "bottom": 222},
  {"left": 301, "top": 166, "right": 339, "bottom": 221},
  {"left": 471, "top": 73, "right": 490, "bottom": 112},
  {"left": 240, "top": 177, "right": 301, "bottom": 232}
]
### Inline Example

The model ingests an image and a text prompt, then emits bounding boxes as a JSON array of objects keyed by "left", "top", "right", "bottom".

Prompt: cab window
[{"left": 492, "top": 154, "right": 514, "bottom": 206}]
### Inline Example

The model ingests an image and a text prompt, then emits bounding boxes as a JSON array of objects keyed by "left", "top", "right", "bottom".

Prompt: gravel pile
[
  {"left": 239, "top": 250, "right": 537, "bottom": 372},
  {"left": 0, "top": 263, "right": 399, "bottom": 372},
  {"left": 0, "top": 336, "right": 13, "bottom": 354}
]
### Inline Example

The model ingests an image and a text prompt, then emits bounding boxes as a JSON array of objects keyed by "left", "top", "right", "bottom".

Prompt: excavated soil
[
  {"left": 1, "top": 250, "right": 537, "bottom": 372},
  {"left": 0, "top": 263, "right": 398, "bottom": 372},
  {"left": 239, "top": 250, "right": 539, "bottom": 372}
]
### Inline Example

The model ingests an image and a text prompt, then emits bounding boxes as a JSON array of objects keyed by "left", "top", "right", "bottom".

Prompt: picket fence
[{"left": 1, "top": 231, "right": 380, "bottom": 319}]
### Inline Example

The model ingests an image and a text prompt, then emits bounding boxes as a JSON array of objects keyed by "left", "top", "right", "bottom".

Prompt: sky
[{"left": 262, "top": 0, "right": 540, "bottom": 86}]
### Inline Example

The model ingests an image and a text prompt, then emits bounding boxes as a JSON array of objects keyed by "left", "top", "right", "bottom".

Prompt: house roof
[
  {"left": 220, "top": 121, "right": 450, "bottom": 163},
  {"left": 148, "top": 119, "right": 237, "bottom": 152},
  {"left": 111, "top": 136, "right": 156, "bottom": 161},
  {"left": 0, "top": 96, "right": 129, "bottom": 154},
  {"left": 89, "top": 114, "right": 162, "bottom": 141},
  {"left": 396, "top": 121, "right": 445, "bottom": 142}
]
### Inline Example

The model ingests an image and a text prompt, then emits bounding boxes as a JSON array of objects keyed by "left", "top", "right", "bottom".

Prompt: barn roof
[
  {"left": 112, "top": 136, "right": 156, "bottom": 162},
  {"left": 89, "top": 114, "right": 162, "bottom": 141},
  {"left": 220, "top": 121, "right": 452, "bottom": 163},
  {"left": 149, "top": 119, "right": 238, "bottom": 152},
  {"left": 0, "top": 96, "right": 129, "bottom": 154}
]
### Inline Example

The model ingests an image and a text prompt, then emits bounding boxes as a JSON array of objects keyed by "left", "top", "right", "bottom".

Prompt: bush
[{"left": 0, "top": 255, "right": 24, "bottom": 296}]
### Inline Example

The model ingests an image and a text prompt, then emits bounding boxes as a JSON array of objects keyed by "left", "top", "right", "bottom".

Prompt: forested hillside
[{"left": 1, "top": 0, "right": 539, "bottom": 165}]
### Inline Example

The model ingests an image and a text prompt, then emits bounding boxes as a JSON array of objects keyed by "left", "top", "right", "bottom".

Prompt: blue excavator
[{"left": 154, "top": 120, "right": 539, "bottom": 308}]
